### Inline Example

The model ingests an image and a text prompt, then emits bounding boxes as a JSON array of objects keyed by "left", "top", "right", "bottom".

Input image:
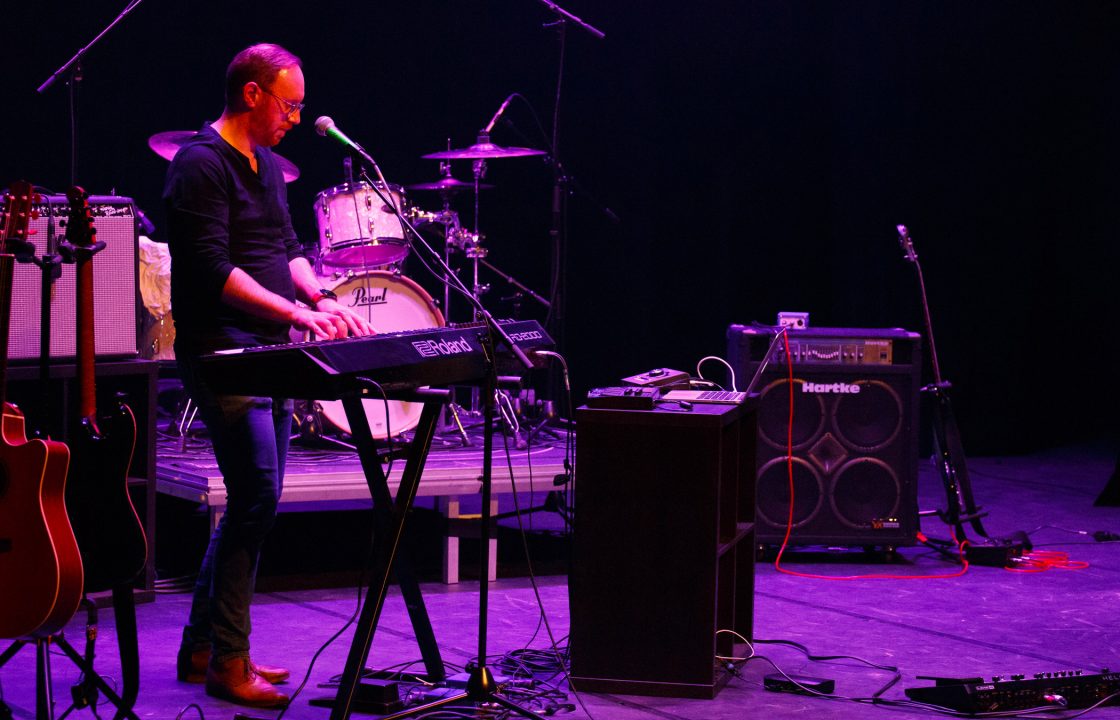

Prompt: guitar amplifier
[{"left": 9, "top": 195, "right": 139, "bottom": 360}]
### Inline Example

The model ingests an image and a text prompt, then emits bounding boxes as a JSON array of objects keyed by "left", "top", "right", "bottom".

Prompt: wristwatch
[{"left": 309, "top": 287, "right": 338, "bottom": 304}]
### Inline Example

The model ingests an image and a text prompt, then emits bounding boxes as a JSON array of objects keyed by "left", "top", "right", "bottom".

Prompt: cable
[
  {"left": 1005, "top": 550, "right": 1089, "bottom": 573},
  {"left": 173, "top": 703, "right": 205, "bottom": 720},
  {"left": 770, "top": 331, "right": 970, "bottom": 580},
  {"left": 696, "top": 355, "right": 737, "bottom": 391},
  {"left": 498, "top": 429, "right": 595, "bottom": 720},
  {"left": 275, "top": 473, "right": 384, "bottom": 720}
]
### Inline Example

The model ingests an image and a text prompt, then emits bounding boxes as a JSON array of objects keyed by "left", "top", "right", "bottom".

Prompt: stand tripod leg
[
  {"left": 53, "top": 636, "right": 140, "bottom": 720},
  {"left": 37, "top": 638, "right": 55, "bottom": 720}
]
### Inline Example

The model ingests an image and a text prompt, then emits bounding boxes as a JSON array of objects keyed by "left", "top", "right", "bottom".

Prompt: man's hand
[
  {"left": 291, "top": 306, "right": 349, "bottom": 340},
  {"left": 311, "top": 298, "right": 376, "bottom": 338}
]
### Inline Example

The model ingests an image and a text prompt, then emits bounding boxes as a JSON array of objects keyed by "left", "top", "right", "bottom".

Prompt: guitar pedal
[{"left": 620, "top": 367, "right": 690, "bottom": 388}]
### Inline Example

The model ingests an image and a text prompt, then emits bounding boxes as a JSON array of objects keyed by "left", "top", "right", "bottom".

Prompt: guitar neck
[{"left": 76, "top": 254, "right": 97, "bottom": 420}]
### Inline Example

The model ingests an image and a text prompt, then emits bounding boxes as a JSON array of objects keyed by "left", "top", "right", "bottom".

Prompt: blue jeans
[{"left": 177, "top": 352, "right": 293, "bottom": 662}]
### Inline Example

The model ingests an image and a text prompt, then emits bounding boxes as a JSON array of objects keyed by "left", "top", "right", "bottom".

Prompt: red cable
[
  {"left": 772, "top": 332, "right": 969, "bottom": 581},
  {"left": 1005, "top": 550, "right": 1089, "bottom": 573}
]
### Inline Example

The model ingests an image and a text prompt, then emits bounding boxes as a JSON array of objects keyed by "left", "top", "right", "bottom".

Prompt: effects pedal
[
  {"left": 586, "top": 386, "right": 660, "bottom": 410},
  {"left": 620, "top": 367, "right": 691, "bottom": 388}
]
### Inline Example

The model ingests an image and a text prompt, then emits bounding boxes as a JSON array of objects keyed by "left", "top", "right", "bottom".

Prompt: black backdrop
[{"left": 3, "top": 1, "right": 1118, "bottom": 454}]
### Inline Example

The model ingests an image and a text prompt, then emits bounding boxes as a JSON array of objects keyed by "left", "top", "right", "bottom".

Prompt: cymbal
[
  {"left": 422, "top": 141, "right": 546, "bottom": 161},
  {"left": 148, "top": 130, "right": 300, "bottom": 183},
  {"left": 406, "top": 177, "right": 493, "bottom": 192}
]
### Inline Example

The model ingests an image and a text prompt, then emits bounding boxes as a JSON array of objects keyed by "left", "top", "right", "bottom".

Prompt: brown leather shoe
[
  {"left": 205, "top": 655, "right": 289, "bottom": 709},
  {"left": 179, "top": 646, "right": 290, "bottom": 684}
]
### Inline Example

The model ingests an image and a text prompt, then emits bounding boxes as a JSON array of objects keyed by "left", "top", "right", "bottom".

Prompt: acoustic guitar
[
  {"left": 0, "top": 180, "right": 84, "bottom": 639},
  {"left": 60, "top": 186, "right": 148, "bottom": 593}
]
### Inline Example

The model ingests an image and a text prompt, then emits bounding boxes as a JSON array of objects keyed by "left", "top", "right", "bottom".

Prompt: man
[{"left": 163, "top": 43, "right": 373, "bottom": 708}]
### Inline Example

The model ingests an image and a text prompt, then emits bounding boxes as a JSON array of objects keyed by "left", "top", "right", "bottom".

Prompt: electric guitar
[
  {"left": 61, "top": 186, "right": 148, "bottom": 593},
  {"left": 896, "top": 224, "right": 989, "bottom": 540},
  {"left": 0, "top": 180, "right": 84, "bottom": 639}
]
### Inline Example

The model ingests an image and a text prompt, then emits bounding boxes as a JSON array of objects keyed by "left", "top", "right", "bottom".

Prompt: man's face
[{"left": 248, "top": 64, "right": 304, "bottom": 148}]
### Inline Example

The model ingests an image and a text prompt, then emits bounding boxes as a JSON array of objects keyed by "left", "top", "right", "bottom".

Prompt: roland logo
[
  {"left": 347, "top": 285, "right": 388, "bottom": 308},
  {"left": 508, "top": 330, "right": 543, "bottom": 342},
  {"left": 802, "top": 382, "right": 861, "bottom": 394},
  {"left": 412, "top": 335, "right": 475, "bottom": 358}
]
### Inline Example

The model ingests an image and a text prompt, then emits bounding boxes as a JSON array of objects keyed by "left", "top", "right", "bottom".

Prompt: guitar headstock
[
  {"left": 896, "top": 224, "right": 918, "bottom": 263},
  {"left": 64, "top": 185, "right": 97, "bottom": 249},
  {"left": 1, "top": 180, "right": 40, "bottom": 258}
]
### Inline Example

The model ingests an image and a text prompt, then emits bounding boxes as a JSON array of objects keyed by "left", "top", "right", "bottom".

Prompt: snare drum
[
  {"left": 314, "top": 271, "right": 444, "bottom": 439},
  {"left": 314, "top": 181, "right": 410, "bottom": 268}
]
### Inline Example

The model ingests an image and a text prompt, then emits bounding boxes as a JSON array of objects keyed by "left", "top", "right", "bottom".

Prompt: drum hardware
[
  {"left": 148, "top": 130, "right": 300, "bottom": 182},
  {"left": 292, "top": 400, "right": 355, "bottom": 451}
]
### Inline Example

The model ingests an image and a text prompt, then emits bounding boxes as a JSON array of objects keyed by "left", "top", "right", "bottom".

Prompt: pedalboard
[
  {"left": 586, "top": 386, "right": 660, "bottom": 410},
  {"left": 905, "top": 669, "right": 1120, "bottom": 713}
]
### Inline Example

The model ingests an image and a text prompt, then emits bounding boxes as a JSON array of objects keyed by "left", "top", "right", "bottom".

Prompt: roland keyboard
[{"left": 198, "top": 320, "right": 553, "bottom": 399}]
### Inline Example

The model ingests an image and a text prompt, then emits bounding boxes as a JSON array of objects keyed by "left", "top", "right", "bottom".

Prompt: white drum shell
[{"left": 314, "top": 182, "right": 410, "bottom": 268}]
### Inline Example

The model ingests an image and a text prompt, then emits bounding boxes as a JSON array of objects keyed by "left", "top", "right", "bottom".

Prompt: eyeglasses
[{"left": 259, "top": 85, "right": 305, "bottom": 120}]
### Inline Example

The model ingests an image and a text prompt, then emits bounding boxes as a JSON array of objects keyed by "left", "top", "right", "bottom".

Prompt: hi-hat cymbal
[
  {"left": 422, "top": 141, "right": 546, "bottom": 161},
  {"left": 405, "top": 177, "right": 493, "bottom": 192},
  {"left": 148, "top": 130, "right": 300, "bottom": 183}
]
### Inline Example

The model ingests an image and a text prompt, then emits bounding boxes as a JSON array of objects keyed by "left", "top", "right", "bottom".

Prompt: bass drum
[{"left": 316, "top": 271, "right": 444, "bottom": 439}]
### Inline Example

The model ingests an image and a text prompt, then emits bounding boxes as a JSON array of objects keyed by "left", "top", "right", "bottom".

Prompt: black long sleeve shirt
[{"left": 163, "top": 124, "right": 305, "bottom": 354}]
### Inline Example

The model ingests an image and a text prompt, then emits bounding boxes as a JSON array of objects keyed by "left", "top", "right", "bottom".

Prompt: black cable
[{"left": 498, "top": 429, "right": 594, "bottom": 719}]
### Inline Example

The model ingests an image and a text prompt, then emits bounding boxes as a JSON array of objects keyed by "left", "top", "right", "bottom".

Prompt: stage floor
[{"left": 2, "top": 442, "right": 1118, "bottom": 720}]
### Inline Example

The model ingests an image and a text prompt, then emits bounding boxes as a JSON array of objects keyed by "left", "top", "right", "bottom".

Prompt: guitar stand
[{"left": 0, "top": 588, "right": 140, "bottom": 720}]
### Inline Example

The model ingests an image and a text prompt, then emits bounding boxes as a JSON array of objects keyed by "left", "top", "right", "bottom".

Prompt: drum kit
[{"left": 146, "top": 128, "right": 548, "bottom": 443}]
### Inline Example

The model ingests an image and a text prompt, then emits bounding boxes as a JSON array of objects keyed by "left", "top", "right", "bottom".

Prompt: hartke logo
[
  {"left": 508, "top": 330, "right": 543, "bottom": 342},
  {"left": 412, "top": 336, "right": 474, "bottom": 358},
  {"left": 802, "top": 382, "right": 861, "bottom": 394}
]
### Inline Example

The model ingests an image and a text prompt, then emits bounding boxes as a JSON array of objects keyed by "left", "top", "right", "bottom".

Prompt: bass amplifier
[
  {"left": 9, "top": 195, "right": 139, "bottom": 360},
  {"left": 727, "top": 324, "right": 921, "bottom": 547}
]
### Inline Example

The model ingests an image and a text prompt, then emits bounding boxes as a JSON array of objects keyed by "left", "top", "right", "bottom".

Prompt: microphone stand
[
  {"left": 37, "top": 0, "right": 150, "bottom": 185},
  {"left": 530, "top": 0, "right": 605, "bottom": 410},
  {"left": 326, "top": 137, "right": 543, "bottom": 716}
]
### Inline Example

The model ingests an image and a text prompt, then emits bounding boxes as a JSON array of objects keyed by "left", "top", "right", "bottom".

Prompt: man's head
[{"left": 225, "top": 43, "right": 304, "bottom": 147}]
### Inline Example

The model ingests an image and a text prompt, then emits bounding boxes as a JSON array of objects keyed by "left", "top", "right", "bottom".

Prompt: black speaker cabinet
[
  {"left": 9, "top": 194, "right": 139, "bottom": 360},
  {"left": 570, "top": 402, "right": 756, "bottom": 699},
  {"left": 728, "top": 325, "right": 921, "bottom": 547}
]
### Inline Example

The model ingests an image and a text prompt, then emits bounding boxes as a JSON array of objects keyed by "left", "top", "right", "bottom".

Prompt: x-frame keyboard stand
[{"left": 326, "top": 389, "right": 450, "bottom": 719}]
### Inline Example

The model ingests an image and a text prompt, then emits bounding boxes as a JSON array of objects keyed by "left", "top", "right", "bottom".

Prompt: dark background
[{"left": 3, "top": 1, "right": 1117, "bottom": 455}]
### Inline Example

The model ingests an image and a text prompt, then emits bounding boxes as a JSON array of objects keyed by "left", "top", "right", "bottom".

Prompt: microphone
[
  {"left": 482, "top": 94, "right": 516, "bottom": 134},
  {"left": 315, "top": 115, "right": 397, "bottom": 211},
  {"left": 314, "top": 116, "right": 365, "bottom": 155}
]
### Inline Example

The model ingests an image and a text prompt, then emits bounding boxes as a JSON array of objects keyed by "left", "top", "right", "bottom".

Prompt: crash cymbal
[
  {"left": 148, "top": 131, "right": 197, "bottom": 161},
  {"left": 148, "top": 130, "right": 300, "bottom": 183},
  {"left": 406, "top": 177, "right": 493, "bottom": 192},
  {"left": 422, "top": 141, "right": 546, "bottom": 161}
]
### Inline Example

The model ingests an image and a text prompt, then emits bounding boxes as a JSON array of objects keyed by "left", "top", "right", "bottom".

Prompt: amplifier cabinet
[
  {"left": 570, "top": 402, "right": 756, "bottom": 698},
  {"left": 9, "top": 195, "right": 139, "bottom": 360},
  {"left": 727, "top": 325, "right": 921, "bottom": 547}
]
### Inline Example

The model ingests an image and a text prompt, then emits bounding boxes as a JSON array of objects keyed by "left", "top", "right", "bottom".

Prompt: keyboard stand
[{"left": 327, "top": 389, "right": 450, "bottom": 719}]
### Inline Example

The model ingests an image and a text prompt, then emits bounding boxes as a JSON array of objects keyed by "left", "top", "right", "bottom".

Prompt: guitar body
[
  {"left": 64, "top": 398, "right": 145, "bottom": 594},
  {"left": 0, "top": 403, "right": 84, "bottom": 638}
]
